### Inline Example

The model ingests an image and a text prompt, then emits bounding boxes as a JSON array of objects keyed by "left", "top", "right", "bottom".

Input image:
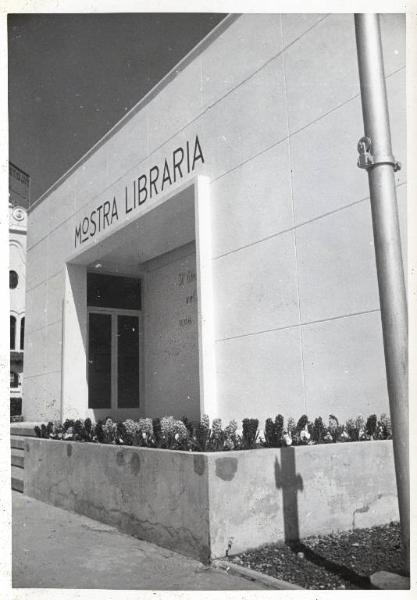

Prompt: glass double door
[{"left": 88, "top": 308, "right": 141, "bottom": 409}]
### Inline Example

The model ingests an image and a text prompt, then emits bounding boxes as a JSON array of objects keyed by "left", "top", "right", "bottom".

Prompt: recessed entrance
[{"left": 62, "top": 177, "right": 215, "bottom": 421}]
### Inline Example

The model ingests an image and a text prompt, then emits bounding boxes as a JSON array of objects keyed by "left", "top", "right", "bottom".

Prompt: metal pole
[{"left": 354, "top": 14, "right": 409, "bottom": 570}]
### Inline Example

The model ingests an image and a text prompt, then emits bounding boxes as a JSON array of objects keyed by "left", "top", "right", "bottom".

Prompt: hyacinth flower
[
  {"left": 195, "top": 414, "right": 210, "bottom": 451},
  {"left": 378, "top": 413, "right": 392, "bottom": 439},
  {"left": 286, "top": 417, "right": 296, "bottom": 440},
  {"left": 312, "top": 417, "right": 327, "bottom": 444},
  {"left": 211, "top": 418, "right": 222, "bottom": 436},
  {"left": 264, "top": 415, "right": 284, "bottom": 448},
  {"left": 296, "top": 415, "right": 309, "bottom": 431},
  {"left": 115, "top": 421, "right": 127, "bottom": 445},
  {"left": 159, "top": 416, "right": 189, "bottom": 449},
  {"left": 201, "top": 414, "right": 210, "bottom": 430},
  {"left": 225, "top": 419, "right": 237, "bottom": 437},
  {"left": 366, "top": 414, "right": 378, "bottom": 439},
  {"left": 345, "top": 418, "right": 356, "bottom": 440},
  {"left": 152, "top": 417, "right": 162, "bottom": 445},
  {"left": 160, "top": 416, "right": 176, "bottom": 448},
  {"left": 63, "top": 426, "right": 74, "bottom": 441},
  {"left": 102, "top": 418, "right": 117, "bottom": 444},
  {"left": 356, "top": 414, "right": 365, "bottom": 433},
  {"left": 224, "top": 419, "right": 238, "bottom": 450},
  {"left": 328, "top": 414, "right": 340, "bottom": 442},
  {"left": 209, "top": 418, "right": 223, "bottom": 451},
  {"left": 138, "top": 418, "right": 153, "bottom": 435},
  {"left": 299, "top": 427, "right": 311, "bottom": 444},
  {"left": 122, "top": 419, "right": 140, "bottom": 445},
  {"left": 181, "top": 416, "right": 194, "bottom": 437},
  {"left": 138, "top": 418, "right": 154, "bottom": 446},
  {"left": 48, "top": 421, "right": 64, "bottom": 440},
  {"left": 223, "top": 436, "right": 235, "bottom": 451},
  {"left": 242, "top": 418, "right": 259, "bottom": 449},
  {"left": 173, "top": 420, "right": 189, "bottom": 448}
]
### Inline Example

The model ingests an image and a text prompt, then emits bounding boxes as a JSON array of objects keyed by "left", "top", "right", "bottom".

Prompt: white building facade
[
  {"left": 10, "top": 163, "right": 29, "bottom": 407},
  {"left": 23, "top": 14, "right": 406, "bottom": 426}
]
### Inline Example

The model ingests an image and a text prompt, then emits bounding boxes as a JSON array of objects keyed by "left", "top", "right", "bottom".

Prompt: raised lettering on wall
[{"left": 74, "top": 135, "right": 204, "bottom": 249}]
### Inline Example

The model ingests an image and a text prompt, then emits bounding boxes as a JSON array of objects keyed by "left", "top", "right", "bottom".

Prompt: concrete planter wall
[{"left": 23, "top": 438, "right": 399, "bottom": 563}]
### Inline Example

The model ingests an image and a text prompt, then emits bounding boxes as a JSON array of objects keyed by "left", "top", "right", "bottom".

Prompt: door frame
[{"left": 87, "top": 306, "right": 143, "bottom": 410}]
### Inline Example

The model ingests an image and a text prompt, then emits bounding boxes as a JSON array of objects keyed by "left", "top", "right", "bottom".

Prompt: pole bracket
[{"left": 357, "top": 136, "right": 401, "bottom": 171}]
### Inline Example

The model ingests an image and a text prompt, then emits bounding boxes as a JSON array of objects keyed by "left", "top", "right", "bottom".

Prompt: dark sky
[{"left": 8, "top": 13, "right": 226, "bottom": 202}]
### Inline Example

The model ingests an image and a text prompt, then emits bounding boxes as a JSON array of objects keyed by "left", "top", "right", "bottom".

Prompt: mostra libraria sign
[{"left": 74, "top": 135, "right": 204, "bottom": 248}]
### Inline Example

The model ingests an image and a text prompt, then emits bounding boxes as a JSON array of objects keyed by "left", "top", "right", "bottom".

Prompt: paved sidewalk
[{"left": 12, "top": 492, "right": 269, "bottom": 590}]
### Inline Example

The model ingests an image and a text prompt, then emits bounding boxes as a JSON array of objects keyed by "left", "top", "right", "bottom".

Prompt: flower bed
[{"left": 33, "top": 412, "right": 392, "bottom": 451}]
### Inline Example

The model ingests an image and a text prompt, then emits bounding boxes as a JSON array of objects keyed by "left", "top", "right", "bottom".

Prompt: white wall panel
[
  {"left": 296, "top": 201, "right": 380, "bottom": 323},
  {"left": 146, "top": 57, "right": 204, "bottom": 153},
  {"left": 200, "top": 57, "right": 287, "bottom": 181},
  {"left": 216, "top": 326, "right": 305, "bottom": 424},
  {"left": 284, "top": 14, "right": 359, "bottom": 134},
  {"left": 213, "top": 231, "right": 299, "bottom": 340},
  {"left": 47, "top": 220, "right": 77, "bottom": 279},
  {"left": 47, "top": 177, "right": 77, "bottom": 232},
  {"left": 302, "top": 311, "right": 389, "bottom": 420},
  {"left": 380, "top": 13, "right": 406, "bottom": 73},
  {"left": 25, "top": 239, "right": 48, "bottom": 291},
  {"left": 201, "top": 14, "right": 283, "bottom": 107},
  {"left": 211, "top": 139, "right": 292, "bottom": 258},
  {"left": 26, "top": 199, "right": 49, "bottom": 250},
  {"left": 45, "top": 321, "right": 63, "bottom": 374},
  {"left": 74, "top": 153, "right": 108, "bottom": 212},
  {"left": 102, "top": 108, "right": 150, "bottom": 187},
  {"left": 23, "top": 371, "right": 61, "bottom": 422},
  {"left": 25, "top": 281, "right": 47, "bottom": 334},
  {"left": 290, "top": 96, "right": 368, "bottom": 225},
  {"left": 46, "top": 271, "right": 65, "bottom": 326},
  {"left": 23, "top": 327, "right": 46, "bottom": 378},
  {"left": 281, "top": 13, "right": 325, "bottom": 48}
]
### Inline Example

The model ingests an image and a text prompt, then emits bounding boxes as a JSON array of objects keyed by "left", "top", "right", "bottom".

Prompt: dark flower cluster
[
  {"left": 34, "top": 415, "right": 242, "bottom": 451},
  {"left": 262, "top": 413, "right": 392, "bottom": 447},
  {"left": 33, "top": 413, "right": 392, "bottom": 451}
]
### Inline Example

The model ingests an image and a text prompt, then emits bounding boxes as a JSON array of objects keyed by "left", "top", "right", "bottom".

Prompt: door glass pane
[
  {"left": 117, "top": 315, "right": 139, "bottom": 408},
  {"left": 88, "top": 313, "right": 111, "bottom": 409},
  {"left": 87, "top": 273, "right": 141, "bottom": 310}
]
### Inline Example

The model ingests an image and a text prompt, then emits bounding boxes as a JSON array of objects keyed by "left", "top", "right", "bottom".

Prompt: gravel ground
[{"left": 231, "top": 522, "right": 407, "bottom": 590}]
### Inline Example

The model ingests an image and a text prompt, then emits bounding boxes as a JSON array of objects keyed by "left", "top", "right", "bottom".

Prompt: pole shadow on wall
[
  {"left": 274, "top": 447, "right": 303, "bottom": 543},
  {"left": 274, "top": 448, "right": 374, "bottom": 589}
]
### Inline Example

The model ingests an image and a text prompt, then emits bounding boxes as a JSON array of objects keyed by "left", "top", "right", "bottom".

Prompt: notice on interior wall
[
  {"left": 178, "top": 269, "right": 197, "bottom": 328},
  {"left": 145, "top": 251, "right": 200, "bottom": 419}
]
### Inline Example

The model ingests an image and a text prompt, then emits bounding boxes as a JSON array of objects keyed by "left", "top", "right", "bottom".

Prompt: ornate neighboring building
[{"left": 9, "top": 162, "right": 30, "bottom": 415}]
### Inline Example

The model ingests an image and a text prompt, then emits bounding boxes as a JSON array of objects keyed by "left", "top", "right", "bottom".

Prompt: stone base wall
[
  {"left": 207, "top": 441, "right": 399, "bottom": 557},
  {"left": 24, "top": 439, "right": 211, "bottom": 562},
  {"left": 23, "top": 438, "right": 399, "bottom": 562}
]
